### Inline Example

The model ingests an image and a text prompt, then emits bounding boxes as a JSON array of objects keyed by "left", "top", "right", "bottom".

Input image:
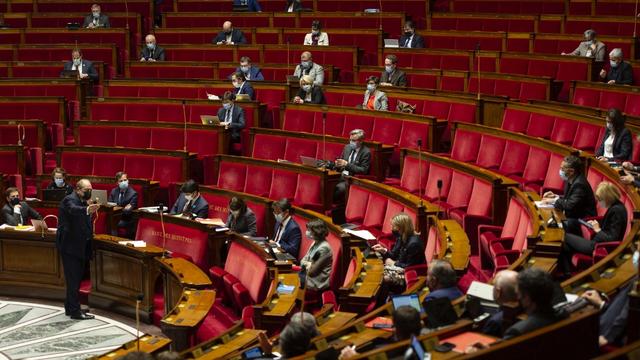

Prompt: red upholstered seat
[
  {"left": 437, "top": 171, "right": 474, "bottom": 215},
  {"left": 388, "top": 154, "right": 428, "bottom": 194},
  {"left": 345, "top": 185, "right": 370, "bottom": 224},
  {"left": 252, "top": 134, "right": 286, "bottom": 160},
  {"left": 424, "top": 163, "right": 453, "bottom": 201},
  {"left": 501, "top": 108, "right": 530, "bottom": 133},
  {"left": 294, "top": 173, "right": 324, "bottom": 211},
  {"left": 217, "top": 162, "right": 247, "bottom": 192},
  {"left": 450, "top": 178, "right": 493, "bottom": 254},
  {"left": 93, "top": 153, "right": 125, "bottom": 176},
  {"left": 518, "top": 147, "right": 551, "bottom": 191},
  {"left": 498, "top": 140, "right": 529, "bottom": 177},
  {"left": 361, "top": 192, "right": 387, "bottom": 234},
  {"left": 450, "top": 129, "right": 481, "bottom": 163},
  {"left": 243, "top": 165, "right": 272, "bottom": 197},
  {"left": 549, "top": 118, "right": 578, "bottom": 146},
  {"left": 571, "top": 122, "right": 602, "bottom": 152},
  {"left": 269, "top": 169, "right": 297, "bottom": 201},
  {"left": 475, "top": 135, "right": 506, "bottom": 170},
  {"left": 284, "top": 138, "right": 318, "bottom": 163},
  {"left": 540, "top": 153, "right": 566, "bottom": 195},
  {"left": 370, "top": 118, "right": 403, "bottom": 146},
  {"left": 526, "top": 113, "right": 555, "bottom": 139}
]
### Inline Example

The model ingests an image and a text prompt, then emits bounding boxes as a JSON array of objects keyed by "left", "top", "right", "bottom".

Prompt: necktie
[
  {"left": 118, "top": 192, "right": 123, "bottom": 205},
  {"left": 348, "top": 149, "right": 356, "bottom": 164},
  {"left": 225, "top": 108, "right": 232, "bottom": 122},
  {"left": 183, "top": 200, "right": 192, "bottom": 213},
  {"left": 406, "top": 36, "right": 412, "bottom": 48},
  {"left": 274, "top": 224, "right": 283, "bottom": 243},
  {"left": 312, "top": 35, "right": 319, "bottom": 46}
]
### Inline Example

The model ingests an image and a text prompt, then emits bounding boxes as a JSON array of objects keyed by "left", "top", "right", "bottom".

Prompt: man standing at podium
[{"left": 56, "top": 179, "right": 100, "bottom": 320}]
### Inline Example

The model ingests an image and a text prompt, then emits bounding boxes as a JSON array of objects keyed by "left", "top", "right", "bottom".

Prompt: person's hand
[
  {"left": 148, "top": 58, "right": 156, "bottom": 62},
  {"left": 599, "top": 335, "right": 608, "bottom": 347},
  {"left": 335, "top": 159, "right": 348, "bottom": 168},
  {"left": 379, "top": 82, "right": 391, "bottom": 86},
  {"left": 140, "top": 58, "right": 146, "bottom": 62},
  {"left": 339, "top": 345, "right": 358, "bottom": 360},
  {"left": 124, "top": 204, "right": 132, "bottom": 211},
  {"left": 87, "top": 203, "right": 100, "bottom": 214},
  {"left": 293, "top": 96, "right": 302, "bottom": 104},
  {"left": 258, "top": 331, "right": 272, "bottom": 354},
  {"left": 384, "top": 258, "right": 395, "bottom": 266},
  {"left": 216, "top": 41, "right": 223, "bottom": 45},
  {"left": 581, "top": 290, "right": 604, "bottom": 308},
  {"left": 620, "top": 174, "right": 634, "bottom": 185},
  {"left": 599, "top": 69, "right": 607, "bottom": 78},
  {"left": 622, "top": 161, "right": 635, "bottom": 170},
  {"left": 465, "top": 342, "right": 489, "bottom": 354},
  {"left": 607, "top": 80, "right": 616, "bottom": 85},
  {"left": 596, "top": 156, "right": 606, "bottom": 161},
  {"left": 371, "top": 244, "right": 387, "bottom": 254},
  {"left": 87, "top": 22, "right": 95, "bottom": 28},
  {"left": 542, "top": 191, "right": 556, "bottom": 199},
  {"left": 268, "top": 240, "right": 277, "bottom": 246},
  {"left": 80, "top": 73, "right": 88, "bottom": 79},
  {"left": 588, "top": 220, "right": 601, "bottom": 232},
  {"left": 561, "top": 52, "right": 567, "bottom": 55}
]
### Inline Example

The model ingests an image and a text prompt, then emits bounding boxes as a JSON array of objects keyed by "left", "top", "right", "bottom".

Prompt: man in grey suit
[
  {"left": 327, "top": 129, "right": 371, "bottom": 202},
  {"left": 293, "top": 51, "right": 324, "bottom": 86},
  {"left": 562, "top": 29, "right": 606, "bottom": 62},
  {"left": 82, "top": 4, "right": 110, "bottom": 28}
]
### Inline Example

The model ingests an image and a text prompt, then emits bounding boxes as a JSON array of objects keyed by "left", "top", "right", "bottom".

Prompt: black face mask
[
  {"left": 404, "top": 31, "right": 413, "bottom": 36},
  {"left": 392, "top": 229, "right": 401, "bottom": 237},
  {"left": 82, "top": 189, "right": 92, "bottom": 201},
  {"left": 9, "top": 198, "right": 19, "bottom": 206},
  {"left": 225, "top": 30, "right": 232, "bottom": 35}
]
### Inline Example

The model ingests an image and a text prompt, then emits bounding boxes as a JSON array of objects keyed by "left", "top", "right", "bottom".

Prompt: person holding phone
[{"left": 557, "top": 181, "right": 627, "bottom": 275}]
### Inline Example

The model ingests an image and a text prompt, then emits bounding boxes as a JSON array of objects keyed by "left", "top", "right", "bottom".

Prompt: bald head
[
  {"left": 145, "top": 34, "right": 156, "bottom": 45},
  {"left": 493, "top": 270, "right": 518, "bottom": 305},
  {"left": 223, "top": 21, "right": 232, "bottom": 32},
  {"left": 300, "top": 51, "right": 312, "bottom": 61}
]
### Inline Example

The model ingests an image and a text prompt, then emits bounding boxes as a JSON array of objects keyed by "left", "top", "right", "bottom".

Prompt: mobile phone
[{"left": 434, "top": 342, "right": 455, "bottom": 353}]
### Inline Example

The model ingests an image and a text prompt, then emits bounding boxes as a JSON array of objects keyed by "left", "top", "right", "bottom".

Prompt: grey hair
[
  {"left": 610, "top": 48, "right": 623, "bottom": 60},
  {"left": 584, "top": 29, "right": 596, "bottom": 40},
  {"left": 430, "top": 259, "right": 457, "bottom": 288},
  {"left": 349, "top": 128, "right": 365, "bottom": 140}
]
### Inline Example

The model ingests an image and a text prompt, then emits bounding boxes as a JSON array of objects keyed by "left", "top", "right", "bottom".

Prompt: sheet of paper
[
  {"left": 534, "top": 200, "right": 555, "bottom": 209},
  {"left": 467, "top": 281, "right": 495, "bottom": 302},
  {"left": 118, "top": 240, "right": 147, "bottom": 248},
  {"left": 197, "top": 218, "right": 226, "bottom": 226},
  {"left": 343, "top": 228, "right": 376, "bottom": 240}
]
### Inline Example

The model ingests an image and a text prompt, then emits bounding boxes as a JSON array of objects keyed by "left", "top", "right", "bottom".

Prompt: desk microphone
[
  {"left": 436, "top": 179, "right": 443, "bottom": 219},
  {"left": 41, "top": 214, "right": 58, "bottom": 238},
  {"left": 417, "top": 139, "right": 424, "bottom": 207},
  {"left": 158, "top": 202, "right": 168, "bottom": 258},
  {"left": 16, "top": 123, "right": 24, "bottom": 146},
  {"left": 321, "top": 107, "right": 327, "bottom": 168},
  {"left": 181, "top": 99, "right": 188, "bottom": 152},
  {"left": 475, "top": 42, "right": 481, "bottom": 101},
  {"left": 286, "top": 36, "right": 291, "bottom": 82},
  {"left": 135, "top": 294, "right": 143, "bottom": 352}
]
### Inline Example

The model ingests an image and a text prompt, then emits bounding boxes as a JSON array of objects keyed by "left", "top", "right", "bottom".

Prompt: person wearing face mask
[
  {"left": 213, "top": 21, "right": 247, "bottom": 45},
  {"left": 56, "top": 179, "right": 100, "bottom": 320},
  {"left": 299, "top": 219, "right": 333, "bottom": 292},
  {"left": 229, "top": 71, "right": 254, "bottom": 100},
  {"left": 285, "top": 0, "right": 303, "bottom": 12},
  {"left": 293, "top": 75, "right": 326, "bottom": 104},
  {"left": 542, "top": 155, "right": 597, "bottom": 236},
  {"left": 303, "top": 20, "right": 329, "bottom": 46},
  {"left": 232, "top": 0, "right": 262, "bottom": 12},
  {"left": 599, "top": 48, "right": 634, "bottom": 85},
  {"left": 596, "top": 108, "right": 632, "bottom": 162},
  {"left": 326, "top": 129, "right": 370, "bottom": 204},
  {"left": 107, "top": 171, "right": 138, "bottom": 238},
  {"left": 169, "top": 179, "right": 209, "bottom": 219},
  {"left": 82, "top": 4, "right": 110, "bottom": 28},
  {"left": 269, "top": 198, "right": 301, "bottom": 259},
  {"left": 398, "top": 21, "right": 424, "bottom": 49},
  {"left": 480, "top": 270, "right": 520, "bottom": 337},
  {"left": 557, "top": 181, "right": 627, "bottom": 276},
  {"left": 379, "top": 54, "right": 407, "bottom": 87},
  {"left": 225, "top": 197, "right": 257, "bottom": 236},
  {"left": 47, "top": 167, "right": 74, "bottom": 195},
  {"left": 61, "top": 49, "right": 99, "bottom": 82},
  {"left": 229, "top": 56, "right": 264, "bottom": 81},
  {"left": 293, "top": 51, "right": 324, "bottom": 86},
  {"left": 562, "top": 29, "right": 606, "bottom": 61},
  {"left": 2, "top": 187, "right": 42, "bottom": 226},
  {"left": 217, "top": 91, "right": 246, "bottom": 146},
  {"left": 580, "top": 244, "right": 638, "bottom": 347},
  {"left": 361, "top": 76, "right": 388, "bottom": 111},
  {"left": 140, "top": 34, "right": 165, "bottom": 62},
  {"left": 371, "top": 213, "right": 426, "bottom": 293}
]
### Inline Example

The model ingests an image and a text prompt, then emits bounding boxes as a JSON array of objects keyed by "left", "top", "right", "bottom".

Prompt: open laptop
[
  {"left": 60, "top": 70, "right": 79, "bottom": 79},
  {"left": 286, "top": 75, "right": 300, "bottom": 83},
  {"left": 200, "top": 115, "right": 220, "bottom": 125},
  {"left": 31, "top": 219, "right": 48, "bottom": 232},
  {"left": 384, "top": 39, "right": 399, "bottom": 48},
  {"left": 91, "top": 189, "right": 108, "bottom": 205},
  {"left": 391, "top": 293, "right": 425, "bottom": 315},
  {"left": 42, "top": 188, "right": 67, "bottom": 202},
  {"left": 300, "top": 155, "right": 323, "bottom": 167}
]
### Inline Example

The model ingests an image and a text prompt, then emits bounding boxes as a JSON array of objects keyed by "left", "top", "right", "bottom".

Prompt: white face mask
[
  {"left": 598, "top": 200, "right": 607, "bottom": 209},
  {"left": 274, "top": 213, "right": 283, "bottom": 223},
  {"left": 305, "top": 230, "right": 313, "bottom": 239},
  {"left": 559, "top": 169, "right": 568, "bottom": 181},
  {"left": 610, "top": 60, "right": 619, "bottom": 68},
  {"left": 633, "top": 250, "right": 639, "bottom": 269},
  {"left": 231, "top": 210, "right": 240, "bottom": 217},
  {"left": 185, "top": 194, "right": 193, "bottom": 201}
]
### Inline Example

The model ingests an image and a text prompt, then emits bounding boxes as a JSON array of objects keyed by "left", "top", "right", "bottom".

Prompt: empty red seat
[{"left": 475, "top": 135, "right": 506, "bottom": 170}]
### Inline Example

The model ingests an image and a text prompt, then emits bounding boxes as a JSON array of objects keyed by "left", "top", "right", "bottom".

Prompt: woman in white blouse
[
  {"left": 303, "top": 20, "right": 329, "bottom": 46},
  {"left": 596, "top": 108, "right": 632, "bottom": 162}
]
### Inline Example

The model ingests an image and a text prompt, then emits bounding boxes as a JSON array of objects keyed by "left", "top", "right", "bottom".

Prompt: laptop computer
[
  {"left": 384, "top": 39, "right": 399, "bottom": 48},
  {"left": 286, "top": 75, "right": 300, "bottom": 83},
  {"left": 300, "top": 155, "right": 322, "bottom": 167},
  {"left": 31, "top": 219, "right": 48, "bottom": 232},
  {"left": 235, "top": 94, "right": 250, "bottom": 101},
  {"left": 60, "top": 70, "right": 79, "bottom": 78},
  {"left": 42, "top": 188, "right": 67, "bottom": 202},
  {"left": 200, "top": 115, "right": 220, "bottom": 125},
  {"left": 91, "top": 189, "right": 108, "bottom": 205},
  {"left": 391, "top": 293, "right": 425, "bottom": 315}
]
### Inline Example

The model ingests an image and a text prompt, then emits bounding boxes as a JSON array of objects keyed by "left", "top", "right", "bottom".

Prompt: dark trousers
[
  {"left": 558, "top": 233, "right": 594, "bottom": 273},
  {"left": 61, "top": 252, "right": 86, "bottom": 314},
  {"left": 563, "top": 218, "right": 583, "bottom": 237}
]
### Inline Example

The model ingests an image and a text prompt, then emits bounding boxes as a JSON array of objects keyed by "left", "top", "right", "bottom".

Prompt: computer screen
[{"left": 391, "top": 294, "right": 425, "bottom": 314}]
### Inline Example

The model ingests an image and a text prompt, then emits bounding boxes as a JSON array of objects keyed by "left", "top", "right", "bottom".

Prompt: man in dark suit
[
  {"left": 425, "top": 259, "right": 463, "bottom": 302},
  {"left": 230, "top": 71, "right": 255, "bottom": 100},
  {"left": 217, "top": 91, "right": 246, "bottom": 144},
  {"left": 56, "top": 179, "right": 100, "bottom": 320},
  {"left": 399, "top": 20, "right": 424, "bottom": 49},
  {"left": 2, "top": 187, "right": 42, "bottom": 226},
  {"left": 269, "top": 198, "right": 301, "bottom": 259},
  {"left": 380, "top": 54, "right": 407, "bottom": 87},
  {"left": 599, "top": 48, "right": 634, "bottom": 85},
  {"left": 327, "top": 129, "right": 371, "bottom": 202},
  {"left": 61, "top": 49, "right": 99, "bottom": 82},
  {"left": 542, "top": 155, "right": 597, "bottom": 235},
  {"left": 285, "top": 0, "right": 303, "bottom": 12},
  {"left": 170, "top": 179, "right": 209, "bottom": 219},
  {"left": 140, "top": 34, "right": 165, "bottom": 62},
  {"left": 107, "top": 171, "right": 138, "bottom": 239},
  {"left": 82, "top": 4, "right": 110, "bottom": 28},
  {"left": 229, "top": 56, "right": 264, "bottom": 81},
  {"left": 213, "top": 21, "right": 247, "bottom": 45},
  {"left": 481, "top": 270, "right": 520, "bottom": 337},
  {"left": 233, "top": 0, "right": 262, "bottom": 11}
]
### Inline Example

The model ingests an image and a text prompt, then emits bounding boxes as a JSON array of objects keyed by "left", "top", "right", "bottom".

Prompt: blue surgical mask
[
  {"left": 274, "top": 213, "right": 283, "bottom": 223},
  {"left": 301, "top": 61, "right": 311, "bottom": 68},
  {"left": 54, "top": 178, "right": 64, "bottom": 187},
  {"left": 385, "top": 65, "right": 393, "bottom": 73},
  {"left": 367, "top": 84, "right": 376, "bottom": 92},
  {"left": 73, "top": 59, "right": 81, "bottom": 66},
  {"left": 232, "top": 80, "right": 241, "bottom": 88},
  {"left": 633, "top": 250, "right": 639, "bottom": 269},
  {"left": 302, "top": 84, "right": 311, "bottom": 92},
  {"left": 559, "top": 169, "right": 568, "bottom": 181},
  {"left": 305, "top": 230, "right": 313, "bottom": 239},
  {"left": 312, "top": 30, "right": 319, "bottom": 35},
  {"left": 349, "top": 140, "right": 357, "bottom": 150},
  {"left": 118, "top": 180, "right": 128, "bottom": 190},
  {"left": 606, "top": 122, "right": 613, "bottom": 131},
  {"left": 598, "top": 200, "right": 607, "bottom": 209},
  {"left": 92, "top": 11, "right": 100, "bottom": 18},
  {"left": 610, "top": 60, "right": 619, "bottom": 68},
  {"left": 240, "top": 65, "right": 250, "bottom": 73},
  {"left": 146, "top": 43, "right": 155, "bottom": 50},
  {"left": 223, "top": 102, "right": 232, "bottom": 110}
]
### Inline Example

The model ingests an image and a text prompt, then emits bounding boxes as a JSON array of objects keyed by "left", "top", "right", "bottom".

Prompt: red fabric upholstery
[
  {"left": 450, "top": 129, "right": 482, "bottom": 163},
  {"left": 475, "top": 135, "right": 506, "bottom": 170}
]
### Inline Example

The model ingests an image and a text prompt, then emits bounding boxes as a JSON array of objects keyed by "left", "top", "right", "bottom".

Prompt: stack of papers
[
  {"left": 343, "top": 228, "right": 376, "bottom": 240},
  {"left": 118, "top": 240, "right": 147, "bottom": 247}
]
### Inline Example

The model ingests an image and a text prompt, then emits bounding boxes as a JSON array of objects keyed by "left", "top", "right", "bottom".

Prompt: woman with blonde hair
[
  {"left": 372, "top": 213, "right": 426, "bottom": 291},
  {"left": 558, "top": 181, "right": 628, "bottom": 275}
]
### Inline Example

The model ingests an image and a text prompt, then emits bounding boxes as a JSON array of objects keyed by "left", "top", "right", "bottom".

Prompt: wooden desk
[
  {"left": 157, "top": 257, "right": 212, "bottom": 314},
  {"left": 254, "top": 272, "right": 301, "bottom": 334},
  {"left": 317, "top": 310, "right": 359, "bottom": 335},
  {"left": 91, "top": 335, "right": 171, "bottom": 359},
  {"left": 339, "top": 248, "right": 384, "bottom": 312},
  {"left": 161, "top": 289, "right": 216, "bottom": 352},
  {"left": 181, "top": 322, "right": 263, "bottom": 360}
]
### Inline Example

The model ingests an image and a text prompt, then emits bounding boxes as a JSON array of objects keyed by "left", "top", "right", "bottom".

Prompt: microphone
[
  {"left": 417, "top": 139, "right": 423, "bottom": 207},
  {"left": 135, "top": 294, "right": 143, "bottom": 352},
  {"left": 124, "top": 0, "right": 130, "bottom": 30},
  {"left": 17, "top": 123, "right": 24, "bottom": 146},
  {"left": 436, "top": 179, "right": 443, "bottom": 219},
  {"left": 378, "top": 0, "right": 382, "bottom": 31},
  {"left": 635, "top": 0, "right": 638, "bottom": 38},
  {"left": 158, "top": 202, "right": 168, "bottom": 258},
  {"left": 182, "top": 99, "right": 188, "bottom": 152},
  {"left": 286, "top": 36, "right": 291, "bottom": 82},
  {"left": 321, "top": 107, "right": 327, "bottom": 169},
  {"left": 475, "top": 42, "right": 481, "bottom": 101},
  {"left": 40, "top": 214, "right": 58, "bottom": 238}
]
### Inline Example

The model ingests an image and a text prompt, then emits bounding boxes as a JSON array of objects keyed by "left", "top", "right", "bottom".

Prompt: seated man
[
  {"left": 425, "top": 259, "right": 463, "bottom": 301},
  {"left": 293, "top": 51, "right": 324, "bottom": 86},
  {"left": 562, "top": 29, "right": 606, "bottom": 61},
  {"left": 83, "top": 4, "right": 110, "bottom": 28},
  {"left": 217, "top": 91, "right": 245, "bottom": 144},
  {"left": 278, "top": 312, "right": 320, "bottom": 358},
  {"left": 230, "top": 71, "right": 255, "bottom": 100},
  {"left": 303, "top": 20, "right": 329, "bottom": 46},
  {"left": 599, "top": 48, "right": 634, "bottom": 85},
  {"left": 61, "top": 49, "right": 99, "bottom": 82},
  {"left": 399, "top": 20, "right": 424, "bottom": 49},
  {"left": 326, "top": 129, "right": 370, "bottom": 202},
  {"left": 481, "top": 270, "right": 520, "bottom": 337},
  {"left": 232, "top": 0, "right": 262, "bottom": 11},
  {"left": 213, "top": 21, "right": 247, "bottom": 45},
  {"left": 269, "top": 198, "right": 301, "bottom": 259},
  {"left": 108, "top": 171, "right": 138, "bottom": 238},
  {"left": 140, "top": 34, "right": 165, "bottom": 62},
  {"left": 169, "top": 179, "right": 209, "bottom": 219},
  {"left": 47, "top": 167, "right": 74, "bottom": 195},
  {"left": 380, "top": 54, "right": 407, "bottom": 87},
  {"left": 2, "top": 187, "right": 42, "bottom": 226},
  {"left": 229, "top": 56, "right": 264, "bottom": 81}
]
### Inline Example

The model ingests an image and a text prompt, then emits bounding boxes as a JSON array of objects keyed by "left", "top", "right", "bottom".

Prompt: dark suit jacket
[
  {"left": 61, "top": 60, "right": 99, "bottom": 81},
  {"left": 2, "top": 202, "right": 42, "bottom": 226},
  {"left": 425, "top": 287, "right": 464, "bottom": 302},
  {"left": 554, "top": 173, "right": 597, "bottom": 219},
  {"left": 140, "top": 46, "right": 166, "bottom": 61},
  {"left": 593, "top": 201, "right": 627, "bottom": 243},
  {"left": 233, "top": 81, "right": 255, "bottom": 100},
  {"left": 217, "top": 104, "right": 246, "bottom": 141},
  {"left": 600, "top": 277, "right": 635, "bottom": 345},
  {"left": 330, "top": 144, "right": 371, "bottom": 176},
  {"left": 296, "top": 86, "right": 326, "bottom": 104},
  {"left": 380, "top": 69, "right": 407, "bottom": 87},
  {"left": 233, "top": 0, "right": 262, "bottom": 11},
  {"left": 108, "top": 186, "right": 138, "bottom": 219},
  {"left": 384, "top": 234, "right": 426, "bottom": 268},
  {"left": 595, "top": 127, "right": 632, "bottom": 161},
  {"left": 503, "top": 310, "right": 564, "bottom": 340},
  {"left": 605, "top": 62, "right": 634, "bottom": 85},
  {"left": 82, "top": 14, "right": 110, "bottom": 28},
  {"left": 170, "top": 193, "right": 209, "bottom": 219},
  {"left": 226, "top": 208, "right": 257, "bottom": 236},
  {"left": 230, "top": 66, "right": 264, "bottom": 81},
  {"left": 213, "top": 29, "right": 247, "bottom": 44},
  {"left": 285, "top": 0, "right": 303, "bottom": 11},
  {"left": 56, "top": 192, "right": 93, "bottom": 259},
  {"left": 46, "top": 182, "right": 74, "bottom": 195},
  {"left": 274, "top": 217, "right": 301, "bottom": 258},
  {"left": 399, "top": 34, "right": 425, "bottom": 49}
]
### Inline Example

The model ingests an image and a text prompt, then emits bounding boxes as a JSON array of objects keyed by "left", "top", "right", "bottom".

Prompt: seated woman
[
  {"left": 299, "top": 219, "right": 333, "bottom": 292},
  {"left": 303, "top": 20, "right": 329, "bottom": 46},
  {"left": 46, "top": 167, "right": 74, "bottom": 195},
  {"left": 372, "top": 213, "right": 426, "bottom": 292},
  {"left": 225, "top": 196, "right": 257, "bottom": 236},
  {"left": 595, "top": 108, "right": 632, "bottom": 162},
  {"left": 558, "top": 181, "right": 628, "bottom": 275},
  {"left": 361, "top": 76, "right": 388, "bottom": 111},
  {"left": 293, "top": 75, "right": 326, "bottom": 105}
]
